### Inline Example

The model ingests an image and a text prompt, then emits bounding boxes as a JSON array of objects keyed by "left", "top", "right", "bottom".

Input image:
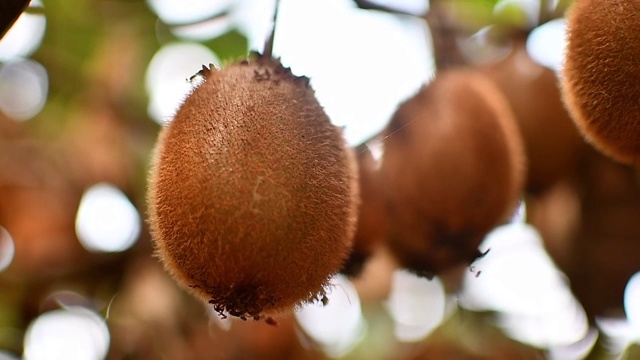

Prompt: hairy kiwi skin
[
  {"left": 562, "top": 0, "right": 640, "bottom": 164},
  {"left": 148, "top": 55, "right": 359, "bottom": 320},
  {"left": 381, "top": 69, "right": 525, "bottom": 276}
]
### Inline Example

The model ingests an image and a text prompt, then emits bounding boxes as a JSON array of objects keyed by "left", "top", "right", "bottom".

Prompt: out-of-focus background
[{"left": 1, "top": 0, "right": 640, "bottom": 359}]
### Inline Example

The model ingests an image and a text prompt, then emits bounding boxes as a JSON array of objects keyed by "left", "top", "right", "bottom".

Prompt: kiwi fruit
[
  {"left": 482, "top": 40, "right": 585, "bottom": 193},
  {"left": 562, "top": 0, "right": 640, "bottom": 164},
  {"left": 340, "top": 144, "right": 387, "bottom": 277},
  {"left": 147, "top": 54, "right": 359, "bottom": 321},
  {"left": 380, "top": 69, "right": 525, "bottom": 277},
  {"left": 558, "top": 148, "right": 640, "bottom": 318}
]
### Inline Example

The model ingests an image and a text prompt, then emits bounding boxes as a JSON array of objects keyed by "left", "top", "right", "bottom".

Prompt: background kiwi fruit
[
  {"left": 481, "top": 40, "right": 585, "bottom": 194},
  {"left": 562, "top": 0, "right": 640, "bottom": 165},
  {"left": 380, "top": 69, "right": 525, "bottom": 277},
  {"left": 340, "top": 143, "right": 387, "bottom": 277},
  {"left": 148, "top": 54, "right": 359, "bottom": 321}
]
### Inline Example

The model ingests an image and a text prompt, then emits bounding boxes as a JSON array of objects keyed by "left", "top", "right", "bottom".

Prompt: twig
[
  {"left": 425, "top": 2, "right": 467, "bottom": 70},
  {"left": 161, "top": 10, "right": 229, "bottom": 28},
  {"left": 0, "top": 0, "right": 30, "bottom": 40},
  {"left": 352, "top": 0, "right": 425, "bottom": 17},
  {"left": 352, "top": 0, "right": 466, "bottom": 71},
  {"left": 263, "top": 0, "right": 282, "bottom": 58}
]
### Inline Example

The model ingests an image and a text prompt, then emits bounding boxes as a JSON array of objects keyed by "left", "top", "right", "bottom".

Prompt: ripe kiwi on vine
[
  {"left": 380, "top": 68, "right": 525, "bottom": 277},
  {"left": 481, "top": 39, "right": 585, "bottom": 193},
  {"left": 147, "top": 54, "right": 359, "bottom": 322},
  {"left": 562, "top": 0, "right": 640, "bottom": 165}
]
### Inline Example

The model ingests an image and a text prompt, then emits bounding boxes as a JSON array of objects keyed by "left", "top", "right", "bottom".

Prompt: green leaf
[
  {"left": 493, "top": 2, "right": 530, "bottom": 28},
  {"left": 204, "top": 29, "right": 249, "bottom": 63},
  {"left": 447, "top": 0, "right": 497, "bottom": 30}
]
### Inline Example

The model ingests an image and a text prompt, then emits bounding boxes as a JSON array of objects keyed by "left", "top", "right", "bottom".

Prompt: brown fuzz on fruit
[
  {"left": 482, "top": 40, "right": 585, "bottom": 193},
  {"left": 340, "top": 144, "right": 388, "bottom": 277},
  {"left": 380, "top": 69, "right": 525, "bottom": 277},
  {"left": 562, "top": 0, "right": 640, "bottom": 165},
  {"left": 148, "top": 54, "right": 359, "bottom": 321}
]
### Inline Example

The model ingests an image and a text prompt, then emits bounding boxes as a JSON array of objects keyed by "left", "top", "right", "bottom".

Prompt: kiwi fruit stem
[{"left": 262, "top": 0, "right": 281, "bottom": 59}]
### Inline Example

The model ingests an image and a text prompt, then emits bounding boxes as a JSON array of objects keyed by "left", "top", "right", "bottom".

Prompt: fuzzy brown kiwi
[
  {"left": 340, "top": 144, "right": 387, "bottom": 277},
  {"left": 147, "top": 54, "right": 359, "bottom": 321},
  {"left": 562, "top": 0, "right": 640, "bottom": 165},
  {"left": 380, "top": 69, "right": 525, "bottom": 277},
  {"left": 481, "top": 40, "right": 585, "bottom": 193}
]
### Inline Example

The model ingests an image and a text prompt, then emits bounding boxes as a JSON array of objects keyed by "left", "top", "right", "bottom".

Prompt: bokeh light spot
[
  {"left": 0, "top": 226, "right": 15, "bottom": 272},
  {"left": 76, "top": 183, "right": 141, "bottom": 253},
  {"left": 23, "top": 307, "right": 110, "bottom": 360},
  {"left": 527, "top": 18, "right": 566, "bottom": 71},
  {"left": 146, "top": 0, "right": 233, "bottom": 25},
  {"left": 594, "top": 273, "right": 640, "bottom": 354},
  {"left": 0, "top": 351, "right": 19, "bottom": 360},
  {"left": 497, "top": 302, "right": 589, "bottom": 348},
  {"left": 510, "top": 199, "right": 527, "bottom": 223},
  {"left": 595, "top": 316, "right": 637, "bottom": 354},
  {"left": 0, "top": 1, "right": 46, "bottom": 61},
  {"left": 624, "top": 272, "right": 640, "bottom": 329},
  {"left": 460, "top": 223, "right": 574, "bottom": 315},
  {"left": 145, "top": 42, "right": 220, "bottom": 124},
  {"left": 44, "top": 290, "right": 95, "bottom": 310},
  {"left": 170, "top": 16, "right": 232, "bottom": 41},
  {"left": 295, "top": 274, "right": 366, "bottom": 358},
  {"left": 547, "top": 328, "right": 598, "bottom": 360},
  {"left": 0, "top": 59, "right": 48, "bottom": 121},
  {"left": 362, "top": 0, "right": 428, "bottom": 15},
  {"left": 459, "top": 223, "right": 589, "bottom": 347},
  {"left": 230, "top": 0, "right": 277, "bottom": 51},
  {"left": 385, "top": 271, "right": 446, "bottom": 342},
  {"left": 275, "top": 0, "right": 432, "bottom": 145}
]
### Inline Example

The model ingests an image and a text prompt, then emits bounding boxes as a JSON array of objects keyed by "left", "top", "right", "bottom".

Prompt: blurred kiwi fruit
[
  {"left": 482, "top": 40, "right": 585, "bottom": 193},
  {"left": 380, "top": 69, "right": 525, "bottom": 277},
  {"left": 562, "top": 0, "right": 640, "bottom": 164},
  {"left": 148, "top": 54, "right": 359, "bottom": 321},
  {"left": 556, "top": 148, "right": 640, "bottom": 318},
  {"left": 340, "top": 143, "right": 387, "bottom": 277}
]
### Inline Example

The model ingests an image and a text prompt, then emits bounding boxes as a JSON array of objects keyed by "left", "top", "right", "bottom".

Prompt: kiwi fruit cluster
[
  {"left": 380, "top": 69, "right": 525, "bottom": 277},
  {"left": 562, "top": 0, "right": 640, "bottom": 165},
  {"left": 148, "top": 54, "right": 359, "bottom": 321}
]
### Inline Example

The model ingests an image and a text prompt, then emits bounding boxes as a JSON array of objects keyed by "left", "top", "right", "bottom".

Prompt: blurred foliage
[{"left": 445, "top": 0, "right": 572, "bottom": 29}]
